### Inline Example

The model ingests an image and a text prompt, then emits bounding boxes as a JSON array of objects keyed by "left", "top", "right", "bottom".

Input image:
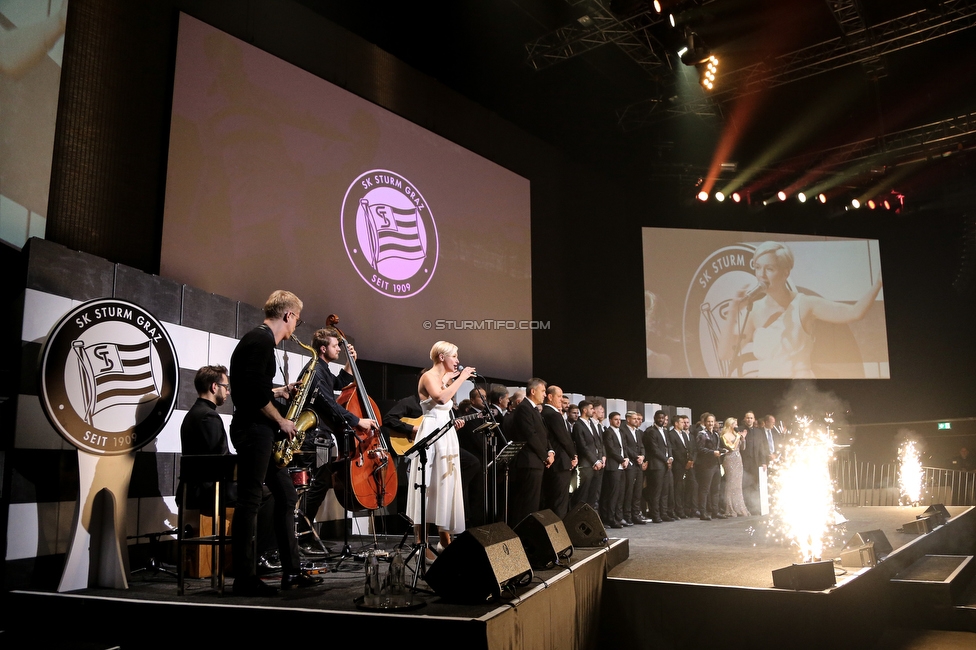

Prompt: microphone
[
  {"left": 742, "top": 282, "right": 766, "bottom": 303},
  {"left": 458, "top": 364, "right": 478, "bottom": 377}
]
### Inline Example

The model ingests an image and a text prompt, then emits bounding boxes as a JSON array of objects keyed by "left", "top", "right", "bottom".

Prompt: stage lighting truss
[{"left": 618, "top": 0, "right": 976, "bottom": 129}]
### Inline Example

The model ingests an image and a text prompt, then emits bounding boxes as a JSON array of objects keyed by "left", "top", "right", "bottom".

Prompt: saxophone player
[{"left": 229, "top": 290, "right": 321, "bottom": 595}]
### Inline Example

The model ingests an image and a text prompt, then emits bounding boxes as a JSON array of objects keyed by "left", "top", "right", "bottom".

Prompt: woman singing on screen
[{"left": 717, "top": 241, "right": 883, "bottom": 378}]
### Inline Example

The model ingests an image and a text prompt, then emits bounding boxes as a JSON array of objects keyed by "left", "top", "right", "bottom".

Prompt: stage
[{"left": 4, "top": 506, "right": 975, "bottom": 650}]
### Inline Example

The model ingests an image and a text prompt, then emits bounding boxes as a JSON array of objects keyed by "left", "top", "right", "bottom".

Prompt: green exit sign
[{"left": 938, "top": 422, "right": 952, "bottom": 430}]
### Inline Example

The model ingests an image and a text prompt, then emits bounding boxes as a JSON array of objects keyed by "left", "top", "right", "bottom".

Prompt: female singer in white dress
[
  {"left": 718, "top": 241, "right": 883, "bottom": 378},
  {"left": 406, "top": 341, "right": 476, "bottom": 555}
]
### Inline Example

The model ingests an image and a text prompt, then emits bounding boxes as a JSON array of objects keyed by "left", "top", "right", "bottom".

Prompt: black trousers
[
  {"left": 600, "top": 468, "right": 624, "bottom": 524},
  {"left": 672, "top": 463, "right": 698, "bottom": 516},
  {"left": 230, "top": 423, "right": 300, "bottom": 579},
  {"left": 509, "top": 466, "right": 543, "bottom": 526},
  {"left": 696, "top": 463, "right": 721, "bottom": 516},
  {"left": 543, "top": 466, "right": 572, "bottom": 518}
]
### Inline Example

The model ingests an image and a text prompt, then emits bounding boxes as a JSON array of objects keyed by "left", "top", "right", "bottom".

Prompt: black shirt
[
  {"left": 229, "top": 324, "right": 277, "bottom": 431},
  {"left": 180, "top": 398, "right": 229, "bottom": 455}
]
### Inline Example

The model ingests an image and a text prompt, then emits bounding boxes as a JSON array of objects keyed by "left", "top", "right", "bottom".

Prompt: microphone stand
[{"left": 402, "top": 418, "right": 454, "bottom": 591}]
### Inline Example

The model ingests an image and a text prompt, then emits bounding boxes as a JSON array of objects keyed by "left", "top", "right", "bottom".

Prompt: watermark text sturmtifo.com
[{"left": 423, "top": 319, "right": 550, "bottom": 330}]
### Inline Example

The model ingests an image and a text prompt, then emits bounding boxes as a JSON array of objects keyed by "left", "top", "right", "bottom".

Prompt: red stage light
[
  {"left": 731, "top": 192, "right": 741, "bottom": 203},
  {"left": 697, "top": 191, "right": 709, "bottom": 202},
  {"left": 867, "top": 200, "right": 876, "bottom": 210}
]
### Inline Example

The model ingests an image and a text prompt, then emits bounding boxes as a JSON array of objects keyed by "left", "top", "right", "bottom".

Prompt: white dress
[
  {"left": 404, "top": 399, "right": 465, "bottom": 534},
  {"left": 752, "top": 293, "right": 815, "bottom": 378}
]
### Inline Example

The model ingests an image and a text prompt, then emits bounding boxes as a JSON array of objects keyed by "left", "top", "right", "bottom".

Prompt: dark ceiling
[{"left": 297, "top": 0, "right": 976, "bottom": 210}]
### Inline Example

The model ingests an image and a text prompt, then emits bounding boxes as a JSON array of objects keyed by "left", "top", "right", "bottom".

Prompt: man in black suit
[
  {"left": 666, "top": 414, "right": 697, "bottom": 518},
  {"left": 642, "top": 410, "right": 673, "bottom": 523},
  {"left": 695, "top": 412, "right": 726, "bottom": 520},
  {"left": 508, "top": 378, "right": 553, "bottom": 525},
  {"left": 542, "top": 385, "right": 576, "bottom": 518},
  {"left": 571, "top": 400, "right": 604, "bottom": 509},
  {"left": 621, "top": 411, "right": 647, "bottom": 524},
  {"left": 739, "top": 411, "right": 768, "bottom": 516},
  {"left": 600, "top": 412, "right": 629, "bottom": 528}
]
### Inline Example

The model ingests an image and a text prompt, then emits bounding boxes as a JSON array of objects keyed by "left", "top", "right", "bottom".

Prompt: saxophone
[{"left": 272, "top": 335, "right": 320, "bottom": 468}]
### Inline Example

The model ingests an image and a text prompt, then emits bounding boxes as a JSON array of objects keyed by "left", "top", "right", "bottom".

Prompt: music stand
[
  {"left": 488, "top": 441, "right": 525, "bottom": 526},
  {"left": 402, "top": 418, "right": 455, "bottom": 591}
]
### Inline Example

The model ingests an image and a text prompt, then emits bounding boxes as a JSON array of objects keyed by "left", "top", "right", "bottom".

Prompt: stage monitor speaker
[
  {"left": 846, "top": 530, "right": 892, "bottom": 558},
  {"left": 513, "top": 509, "right": 574, "bottom": 570},
  {"left": 922, "top": 504, "right": 950, "bottom": 527},
  {"left": 563, "top": 503, "right": 608, "bottom": 548},
  {"left": 424, "top": 523, "right": 532, "bottom": 603},
  {"left": 840, "top": 542, "right": 877, "bottom": 568},
  {"left": 771, "top": 561, "right": 836, "bottom": 591},
  {"left": 900, "top": 516, "right": 934, "bottom": 534}
]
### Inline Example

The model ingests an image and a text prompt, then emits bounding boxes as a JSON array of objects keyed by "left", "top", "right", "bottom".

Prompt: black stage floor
[
  {"left": 5, "top": 506, "right": 975, "bottom": 650},
  {"left": 613, "top": 505, "right": 971, "bottom": 588}
]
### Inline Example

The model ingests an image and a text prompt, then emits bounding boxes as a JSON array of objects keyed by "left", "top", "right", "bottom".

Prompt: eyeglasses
[
  {"left": 216, "top": 382, "right": 230, "bottom": 390},
  {"left": 287, "top": 312, "right": 304, "bottom": 327}
]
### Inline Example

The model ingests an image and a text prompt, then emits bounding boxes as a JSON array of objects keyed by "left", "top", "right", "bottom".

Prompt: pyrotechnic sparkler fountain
[
  {"left": 768, "top": 414, "right": 843, "bottom": 563},
  {"left": 898, "top": 439, "right": 923, "bottom": 506}
]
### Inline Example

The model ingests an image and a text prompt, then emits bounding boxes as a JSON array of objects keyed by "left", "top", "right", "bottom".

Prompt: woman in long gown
[
  {"left": 405, "top": 341, "right": 476, "bottom": 555},
  {"left": 721, "top": 417, "right": 750, "bottom": 517}
]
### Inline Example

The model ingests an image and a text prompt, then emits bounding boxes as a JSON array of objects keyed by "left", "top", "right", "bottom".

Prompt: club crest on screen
[
  {"left": 341, "top": 170, "right": 439, "bottom": 299},
  {"left": 682, "top": 244, "right": 758, "bottom": 378},
  {"left": 39, "top": 299, "right": 179, "bottom": 455}
]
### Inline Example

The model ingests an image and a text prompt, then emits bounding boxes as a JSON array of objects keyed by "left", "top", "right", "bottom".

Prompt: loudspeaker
[
  {"left": 424, "top": 523, "right": 532, "bottom": 602},
  {"left": 771, "top": 561, "right": 836, "bottom": 591},
  {"left": 900, "top": 516, "right": 934, "bottom": 534},
  {"left": 846, "top": 530, "right": 892, "bottom": 558},
  {"left": 922, "top": 504, "right": 950, "bottom": 527},
  {"left": 563, "top": 503, "right": 608, "bottom": 548},
  {"left": 840, "top": 542, "right": 877, "bottom": 568},
  {"left": 513, "top": 509, "right": 574, "bottom": 570}
]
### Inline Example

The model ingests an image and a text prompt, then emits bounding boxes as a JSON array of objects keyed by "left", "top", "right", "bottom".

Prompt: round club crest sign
[
  {"left": 341, "top": 170, "right": 439, "bottom": 298},
  {"left": 39, "top": 299, "right": 179, "bottom": 455}
]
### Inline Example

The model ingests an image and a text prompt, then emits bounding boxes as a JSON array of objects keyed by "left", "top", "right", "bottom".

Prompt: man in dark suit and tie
[
  {"left": 642, "top": 410, "right": 673, "bottom": 523},
  {"left": 600, "top": 412, "right": 629, "bottom": 528},
  {"left": 542, "top": 385, "right": 577, "bottom": 518},
  {"left": 621, "top": 411, "right": 647, "bottom": 524},
  {"left": 695, "top": 413, "right": 727, "bottom": 520},
  {"left": 739, "top": 411, "right": 768, "bottom": 516},
  {"left": 508, "top": 378, "right": 553, "bottom": 525},
  {"left": 571, "top": 400, "right": 604, "bottom": 509},
  {"left": 667, "top": 414, "right": 698, "bottom": 518}
]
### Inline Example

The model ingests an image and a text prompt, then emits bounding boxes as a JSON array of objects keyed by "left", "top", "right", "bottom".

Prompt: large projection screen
[
  {"left": 161, "top": 14, "right": 532, "bottom": 379},
  {"left": 643, "top": 228, "right": 888, "bottom": 379}
]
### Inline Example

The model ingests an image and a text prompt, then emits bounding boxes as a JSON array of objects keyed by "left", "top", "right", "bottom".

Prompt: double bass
[{"left": 326, "top": 314, "right": 397, "bottom": 511}]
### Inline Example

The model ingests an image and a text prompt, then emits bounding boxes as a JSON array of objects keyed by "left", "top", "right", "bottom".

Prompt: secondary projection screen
[
  {"left": 161, "top": 14, "right": 532, "bottom": 379},
  {"left": 643, "top": 228, "right": 889, "bottom": 379}
]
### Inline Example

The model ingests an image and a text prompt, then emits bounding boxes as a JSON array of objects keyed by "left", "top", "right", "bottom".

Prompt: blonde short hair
[
  {"left": 429, "top": 341, "right": 458, "bottom": 365},
  {"left": 751, "top": 241, "right": 794, "bottom": 273},
  {"left": 263, "top": 290, "right": 303, "bottom": 320}
]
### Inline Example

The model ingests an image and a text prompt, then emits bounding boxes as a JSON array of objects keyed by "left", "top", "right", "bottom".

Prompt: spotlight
[
  {"left": 731, "top": 192, "right": 741, "bottom": 203},
  {"left": 797, "top": 192, "right": 807, "bottom": 203},
  {"left": 777, "top": 191, "right": 787, "bottom": 202},
  {"left": 715, "top": 191, "right": 725, "bottom": 202},
  {"left": 883, "top": 199, "right": 891, "bottom": 210},
  {"left": 851, "top": 198, "right": 861, "bottom": 209},
  {"left": 697, "top": 191, "right": 709, "bottom": 202},
  {"left": 669, "top": 13, "right": 676, "bottom": 27},
  {"left": 654, "top": 0, "right": 663, "bottom": 13},
  {"left": 818, "top": 193, "right": 827, "bottom": 204},
  {"left": 867, "top": 199, "right": 876, "bottom": 210}
]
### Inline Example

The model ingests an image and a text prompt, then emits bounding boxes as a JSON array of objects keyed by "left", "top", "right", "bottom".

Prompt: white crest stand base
[{"left": 58, "top": 453, "right": 135, "bottom": 592}]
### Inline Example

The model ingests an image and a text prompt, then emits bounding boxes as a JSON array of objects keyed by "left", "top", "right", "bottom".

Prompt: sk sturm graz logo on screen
[
  {"left": 341, "top": 170, "right": 439, "bottom": 298},
  {"left": 39, "top": 299, "right": 179, "bottom": 455},
  {"left": 683, "top": 244, "right": 758, "bottom": 378}
]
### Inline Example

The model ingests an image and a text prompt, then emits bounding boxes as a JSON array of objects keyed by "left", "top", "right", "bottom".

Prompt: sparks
[
  {"left": 767, "top": 415, "right": 841, "bottom": 562},
  {"left": 898, "top": 440, "right": 923, "bottom": 506}
]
